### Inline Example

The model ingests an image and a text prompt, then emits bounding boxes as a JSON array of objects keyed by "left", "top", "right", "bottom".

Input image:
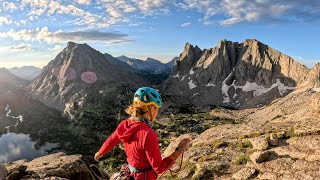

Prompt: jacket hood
[{"left": 117, "top": 119, "right": 149, "bottom": 142}]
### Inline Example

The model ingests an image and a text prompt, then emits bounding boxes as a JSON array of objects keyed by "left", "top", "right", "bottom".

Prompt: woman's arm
[
  {"left": 144, "top": 131, "right": 174, "bottom": 174},
  {"left": 97, "top": 131, "right": 121, "bottom": 156}
]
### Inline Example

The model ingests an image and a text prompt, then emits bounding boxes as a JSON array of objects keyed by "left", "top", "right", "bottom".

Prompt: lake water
[{"left": 0, "top": 133, "right": 58, "bottom": 164}]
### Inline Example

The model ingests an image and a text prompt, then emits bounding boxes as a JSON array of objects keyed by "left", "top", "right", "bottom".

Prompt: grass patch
[
  {"left": 286, "top": 127, "right": 296, "bottom": 138},
  {"left": 211, "top": 140, "right": 228, "bottom": 149},
  {"left": 197, "top": 154, "right": 218, "bottom": 162},
  {"left": 235, "top": 153, "right": 250, "bottom": 165},
  {"left": 238, "top": 140, "right": 253, "bottom": 149}
]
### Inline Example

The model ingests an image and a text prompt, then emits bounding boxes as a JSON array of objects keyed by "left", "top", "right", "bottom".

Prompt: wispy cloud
[
  {"left": 48, "top": 45, "right": 64, "bottom": 51},
  {"left": 76, "top": 0, "right": 92, "bottom": 5},
  {"left": 177, "top": 0, "right": 320, "bottom": 26},
  {"left": 2, "top": 1, "right": 18, "bottom": 12},
  {"left": 9, "top": 43, "right": 32, "bottom": 52},
  {"left": 0, "top": 0, "right": 319, "bottom": 29},
  {"left": 0, "top": 27, "right": 133, "bottom": 45},
  {"left": 181, "top": 22, "right": 191, "bottom": 27},
  {"left": 0, "top": 16, "right": 12, "bottom": 25}
]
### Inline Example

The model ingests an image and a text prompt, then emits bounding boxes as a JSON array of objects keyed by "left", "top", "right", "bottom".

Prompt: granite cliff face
[
  {"left": 163, "top": 39, "right": 310, "bottom": 111},
  {"left": 28, "top": 42, "right": 148, "bottom": 119}
]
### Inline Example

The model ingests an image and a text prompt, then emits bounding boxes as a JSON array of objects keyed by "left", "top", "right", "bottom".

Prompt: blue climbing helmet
[{"left": 134, "top": 87, "right": 163, "bottom": 108}]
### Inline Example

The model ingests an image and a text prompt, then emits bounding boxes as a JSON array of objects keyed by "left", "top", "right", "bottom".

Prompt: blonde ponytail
[{"left": 125, "top": 101, "right": 155, "bottom": 118}]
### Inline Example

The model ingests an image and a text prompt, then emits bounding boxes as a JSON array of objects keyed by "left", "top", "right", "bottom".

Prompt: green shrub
[
  {"left": 197, "top": 154, "right": 218, "bottom": 162},
  {"left": 235, "top": 153, "right": 250, "bottom": 165},
  {"left": 238, "top": 140, "right": 253, "bottom": 149},
  {"left": 211, "top": 140, "right": 228, "bottom": 149}
]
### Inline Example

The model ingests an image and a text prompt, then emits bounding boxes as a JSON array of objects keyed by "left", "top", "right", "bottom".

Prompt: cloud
[
  {"left": 0, "top": 27, "right": 133, "bottom": 45},
  {"left": 104, "top": 39, "right": 135, "bottom": 46},
  {"left": 48, "top": 44, "right": 64, "bottom": 51},
  {"left": 2, "top": 1, "right": 18, "bottom": 11},
  {"left": 20, "top": 0, "right": 107, "bottom": 28},
  {"left": 76, "top": 0, "right": 91, "bottom": 5},
  {"left": 1, "top": 0, "right": 319, "bottom": 31},
  {"left": 0, "top": 16, "right": 12, "bottom": 25},
  {"left": 136, "top": 0, "right": 166, "bottom": 12},
  {"left": 178, "top": 0, "right": 320, "bottom": 26},
  {"left": 9, "top": 43, "right": 32, "bottom": 52},
  {"left": 180, "top": 22, "right": 191, "bottom": 27}
]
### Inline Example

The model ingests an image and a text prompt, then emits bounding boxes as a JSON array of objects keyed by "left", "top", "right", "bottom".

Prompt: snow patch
[
  {"left": 233, "top": 93, "right": 238, "bottom": 98},
  {"left": 173, "top": 74, "right": 180, "bottom": 78},
  {"left": 180, "top": 76, "right": 186, "bottom": 81},
  {"left": 5, "top": 126, "right": 10, "bottom": 133},
  {"left": 242, "top": 79, "right": 295, "bottom": 96},
  {"left": 206, "top": 83, "right": 216, "bottom": 87},
  {"left": 188, "top": 80, "right": 197, "bottom": 89},
  {"left": 4, "top": 104, "right": 24, "bottom": 132},
  {"left": 221, "top": 72, "right": 233, "bottom": 103},
  {"left": 189, "top": 68, "right": 194, "bottom": 75},
  {"left": 99, "top": 90, "right": 103, "bottom": 93},
  {"left": 221, "top": 71, "right": 296, "bottom": 103},
  {"left": 191, "top": 93, "right": 199, "bottom": 98}
]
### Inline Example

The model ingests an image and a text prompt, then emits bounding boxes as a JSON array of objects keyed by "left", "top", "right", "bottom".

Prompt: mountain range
[
  {"left": 117, "top": 55, "right": 176, "bottom": 74},
  {"left": 1, "top": 39, "right": 318, "bottom": 119},
  {"left": 163, "top": 39, "right": 313, "bottom": 111},
  {"left": 0, "top": 68, "right": 27, "bottom": 95},
  {"left": 8, "top": 66, "right": 42, "bottom": 80}
]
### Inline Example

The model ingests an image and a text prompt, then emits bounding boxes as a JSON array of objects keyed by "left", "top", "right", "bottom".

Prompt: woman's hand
[
  {"left": 169, "top": 138, "right": 192, "bottom": 161},
  {"left": 177, "top": 138, "right": 191, "bottom": 151},
  {"left": 94, "top": 152, "right": 103, "bottom": 162}
]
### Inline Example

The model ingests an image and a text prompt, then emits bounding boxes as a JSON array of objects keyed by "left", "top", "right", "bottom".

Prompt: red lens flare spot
[{"left": 81, "top": 72, "right": 97, "bottom": 84}]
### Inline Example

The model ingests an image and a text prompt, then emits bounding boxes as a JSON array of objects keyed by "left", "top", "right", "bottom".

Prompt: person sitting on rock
[{"left": 94, "top": 87, "right": 191, "bottom": 180}]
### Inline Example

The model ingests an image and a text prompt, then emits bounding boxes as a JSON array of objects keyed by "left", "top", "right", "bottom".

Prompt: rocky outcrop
[
  {"left": 232, "top": 167, "right": 256, "bottom": 180},
  {"left": 249, "top": 137, "right": 269, "bottom": 150},
  {"left": 299, "top": 63, "right": 320, "bottom": 93},
  {"left": 249, "top": 151, "right": 270, "bottom": 163},
  {"left": 268, "top": 133, "right": 279, "bottom": 146},
  {"left": 1, "top": 152, "right": 109, "bottom": 180},
  {"left": 163, "top": 39, "right": 310, "bottom": 111}
]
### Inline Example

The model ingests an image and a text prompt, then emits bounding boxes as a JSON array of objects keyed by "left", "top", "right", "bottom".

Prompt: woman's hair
[{"left": 125, "top": 101, "right": 155, "bottom": 117}]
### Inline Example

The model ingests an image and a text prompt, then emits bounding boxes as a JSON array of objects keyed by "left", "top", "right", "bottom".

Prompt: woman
[{"left": 94, "top": 87, "right": 190, "bottom": 180}]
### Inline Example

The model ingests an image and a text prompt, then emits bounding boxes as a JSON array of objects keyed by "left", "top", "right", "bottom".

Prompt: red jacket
[{"left": 98, "top": 118, "right": 174, "bottom": 180}]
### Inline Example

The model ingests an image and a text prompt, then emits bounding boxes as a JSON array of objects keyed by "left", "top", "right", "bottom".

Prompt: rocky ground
[{"left": 159, "top": 87, "right": 320, "bottom": 179}]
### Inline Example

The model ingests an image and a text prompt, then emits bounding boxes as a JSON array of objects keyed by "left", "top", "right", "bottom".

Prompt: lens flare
[{"left": 81, "top": 72, "right": 97, "bottom": 84}]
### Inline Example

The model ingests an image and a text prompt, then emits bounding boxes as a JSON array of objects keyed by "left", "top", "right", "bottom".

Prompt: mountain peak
[
  {"left": 244, "top": 38, "right": 258, "bottom": 42},
  {"left": 146, "top": 57, "right": 160, "bottom": 62},
  {"left": 67, "top": 41, "right": 77, "bottom": 48}
]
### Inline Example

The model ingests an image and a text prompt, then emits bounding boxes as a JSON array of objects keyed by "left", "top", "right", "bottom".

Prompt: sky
[{"left": 0, "top": 0, "right": 319, "bottom": 68}]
